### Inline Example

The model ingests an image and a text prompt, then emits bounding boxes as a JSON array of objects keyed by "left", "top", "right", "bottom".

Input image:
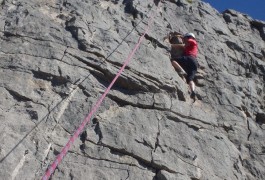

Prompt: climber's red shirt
[{"left": 184, "top": 38, "right": 198, "bottom": 57}]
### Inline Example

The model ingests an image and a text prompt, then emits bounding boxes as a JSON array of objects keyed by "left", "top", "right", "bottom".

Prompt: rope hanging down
[{"left": 42, "top": 2, "right": 160, "bottom": 180}]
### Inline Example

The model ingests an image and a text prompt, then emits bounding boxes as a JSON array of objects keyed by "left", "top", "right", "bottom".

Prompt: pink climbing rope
[{"left": 42, "top": 3, "right": 160, "bottom": 180}]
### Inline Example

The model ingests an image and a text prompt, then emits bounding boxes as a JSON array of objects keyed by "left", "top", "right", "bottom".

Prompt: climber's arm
[{"left": 171, "top": 44, "right": 185, "bottom": 50}]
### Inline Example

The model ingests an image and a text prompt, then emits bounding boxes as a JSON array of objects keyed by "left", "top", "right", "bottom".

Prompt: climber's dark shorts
[{"left": 171, "top": 56, "right": 198, "bottom": 83}]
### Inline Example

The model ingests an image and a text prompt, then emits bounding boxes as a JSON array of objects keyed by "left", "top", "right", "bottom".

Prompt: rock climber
[{"left": 170, "top": 32, "right": 199, "bottom": 100}]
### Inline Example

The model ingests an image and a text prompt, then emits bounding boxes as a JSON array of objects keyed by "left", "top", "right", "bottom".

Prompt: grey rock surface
[{"left": 0, "top": 0, "right": 264, "bottom": 179}]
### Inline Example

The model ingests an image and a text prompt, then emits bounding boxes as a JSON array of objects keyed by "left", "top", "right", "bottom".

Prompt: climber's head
[{"left": 183, "top": 32, "right": 195, "bottom": 39}]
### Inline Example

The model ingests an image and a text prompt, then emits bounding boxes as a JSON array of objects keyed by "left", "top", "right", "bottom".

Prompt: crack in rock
[
  {"left": 97, "top": 141, "right": 177, "bottom": 174},
  {"left": 154, "top": 116, "right": 161, "bottom": 152},
  {"left": 5, "top": 88, "right": 32, "bottom": 102},
  {"left": 135, "top": 139, "right": 154, "bottom": 149},
  {"left": 31, "top": 70, "right": 70, "bottom": 87},
  {"left": 92, "top": 118, "right": 103, "bottom": 144},
  {"left": 66, "top": 149, "right": 146, "bottom": 171},
  {"left": 247, "top": 118, "right": 252, "bottom": 141}
]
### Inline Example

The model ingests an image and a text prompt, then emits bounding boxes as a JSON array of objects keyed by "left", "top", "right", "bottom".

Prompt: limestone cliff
[{"left": 0, "top": 0, "right": 264, "bottom": 179}]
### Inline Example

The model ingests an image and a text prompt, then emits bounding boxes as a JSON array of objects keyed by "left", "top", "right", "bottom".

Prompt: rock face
[{"left": 0, "top": 0, "right": 264, "bottom": 179}]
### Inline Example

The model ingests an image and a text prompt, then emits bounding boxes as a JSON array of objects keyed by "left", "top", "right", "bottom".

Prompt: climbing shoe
[{"left": 190, "top": 91, "right": 196, "bottom": 100}]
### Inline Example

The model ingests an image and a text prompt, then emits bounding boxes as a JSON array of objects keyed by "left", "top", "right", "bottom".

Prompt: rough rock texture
[{"left": 0, "top": 0, "right": 264, "bottom": 179}]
